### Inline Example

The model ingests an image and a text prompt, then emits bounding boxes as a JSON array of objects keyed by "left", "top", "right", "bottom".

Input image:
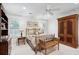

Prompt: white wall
[{"left": 48, "top": 14, "right": 58, "bottom": 37}]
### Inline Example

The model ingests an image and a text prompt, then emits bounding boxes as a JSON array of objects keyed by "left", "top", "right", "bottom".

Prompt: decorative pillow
[{"left": 46, "top": 34, "right": 55, "bottom": 41}]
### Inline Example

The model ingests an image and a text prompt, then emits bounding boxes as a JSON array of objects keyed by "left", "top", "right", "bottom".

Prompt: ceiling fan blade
[
  {"left": 50, "top": 8, "right": 60, "bottom": 11},
  {"left": 48, "top": 11, "right": 53, "bottom": 15},
  {"left": 46, "top": 9, "right": 53, "bottom": 15}
]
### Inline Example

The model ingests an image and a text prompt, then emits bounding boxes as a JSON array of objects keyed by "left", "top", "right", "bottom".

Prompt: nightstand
[{"left": 18, "top": 37, "right": 26, "bottom": 45}]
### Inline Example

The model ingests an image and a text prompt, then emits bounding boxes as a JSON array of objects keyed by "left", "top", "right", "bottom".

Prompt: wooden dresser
[
  {"left": 0, "top": 39, "right": 11, "bottom": 55},
  {"left": 58, "top": 14, "right": 78, "bottom": 48}
]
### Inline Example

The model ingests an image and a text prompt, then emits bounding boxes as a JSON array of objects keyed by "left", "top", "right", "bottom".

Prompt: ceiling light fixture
[{"left": 23, "top": 6, "right": 26, "bottom": 10}]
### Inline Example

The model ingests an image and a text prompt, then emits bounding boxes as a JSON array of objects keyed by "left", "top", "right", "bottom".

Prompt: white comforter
[{"left": 26, "top": 34, "right": 55, "bottom": 47}]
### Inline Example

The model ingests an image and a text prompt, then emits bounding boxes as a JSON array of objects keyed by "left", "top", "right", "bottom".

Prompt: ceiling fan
[
  {"left": 46, "top": 8, "right": 54, "bottom": 15},
  {"left": 45, "top": 7, "right": 60, "bottom": 15}
]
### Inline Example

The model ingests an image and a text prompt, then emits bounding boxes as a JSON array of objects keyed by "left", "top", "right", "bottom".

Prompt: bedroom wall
[
  {"left": 48, "top": 14, "right": 58, "bottom": 37},
  {"left": 48, "top": 10, "right": 79, "bottom": 45}
]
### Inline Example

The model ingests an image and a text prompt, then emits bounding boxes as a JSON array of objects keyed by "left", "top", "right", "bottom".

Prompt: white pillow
[{"left": 46, "top": 34, "right": 55, "bottom": 41}]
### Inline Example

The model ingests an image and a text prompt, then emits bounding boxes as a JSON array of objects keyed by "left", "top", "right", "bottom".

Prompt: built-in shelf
[
  {"left": 0, "top": 29, "right": 8, "bottom": 30},
  {"left": 0, "top": 9, "right": 8, "bottom": 36},
  {"left": 0, "top": 4, "right": 11, "bottom": 55}
]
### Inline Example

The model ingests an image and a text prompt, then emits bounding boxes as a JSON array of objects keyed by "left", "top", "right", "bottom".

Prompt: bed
[{"left": 26, "top": 33, "right": 55, "bottom": 54}]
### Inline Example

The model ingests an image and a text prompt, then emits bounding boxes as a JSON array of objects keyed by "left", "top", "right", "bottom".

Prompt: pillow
[{"left": 45, "top": 34, "right": 55, "bottom": 41}]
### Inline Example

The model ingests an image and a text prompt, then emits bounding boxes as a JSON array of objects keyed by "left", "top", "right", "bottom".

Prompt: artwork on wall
[
  {"left": 9, "top": 20, "right": 20, "bottom": 38},
  {"left": 9, "top": 20, "right": 19, "bottom": 29}
]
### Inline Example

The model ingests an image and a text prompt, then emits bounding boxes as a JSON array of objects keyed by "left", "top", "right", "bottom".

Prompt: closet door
[
  {"left": 58, "top": 20, "right": 65, "bottom": 43},
  {"left": 65, "top": 15, "right": 78, "bottom": 48},
  {"left": 66, "top": 19, "right": 73, "bottom": 46}
]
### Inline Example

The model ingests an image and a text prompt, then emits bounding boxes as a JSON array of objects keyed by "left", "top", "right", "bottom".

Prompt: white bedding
[{"left": 26, "top": 34, "right": 55, "bottom": 47}]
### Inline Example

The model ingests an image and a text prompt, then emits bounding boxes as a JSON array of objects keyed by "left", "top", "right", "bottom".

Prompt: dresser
[
  {"left": 58, "top": 14, "right": 78, "bottom": 48},
  {"left": 0, "top": 39, "right": 11, "bottom": 55}
]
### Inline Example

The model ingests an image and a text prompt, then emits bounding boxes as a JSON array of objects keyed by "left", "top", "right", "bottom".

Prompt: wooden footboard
[
  {"left": 38, "top": 37, "right": 60, "bottom": 54},
  {"left": 26, "top": 38, "right": 37, "bottom": 54}
]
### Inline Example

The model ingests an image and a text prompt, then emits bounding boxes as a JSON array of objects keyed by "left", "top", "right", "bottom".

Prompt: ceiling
[{"left": 2, "top": 3, "right": 79, "bottom": 17}]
